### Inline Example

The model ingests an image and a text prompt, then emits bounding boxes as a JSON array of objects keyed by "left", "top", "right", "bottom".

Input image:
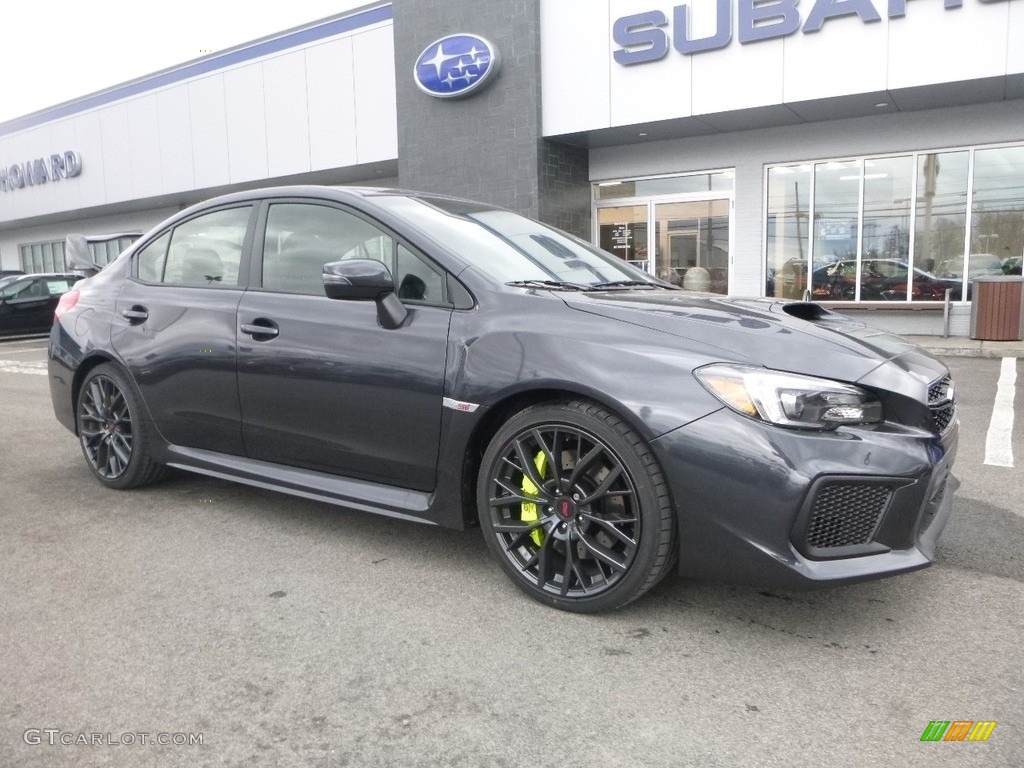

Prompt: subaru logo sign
[{"left": 413, "top": 34, "right": 500, "bottom": 99}]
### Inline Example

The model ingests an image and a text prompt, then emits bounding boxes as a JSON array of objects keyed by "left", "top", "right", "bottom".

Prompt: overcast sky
[{"left": 1, "top": 1, "right": 374, "bottom": 124}]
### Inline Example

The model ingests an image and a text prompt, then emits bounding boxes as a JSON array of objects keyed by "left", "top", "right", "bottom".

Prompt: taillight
[{"left": 55, "top": 290, "right": 80, "bottom": 320}]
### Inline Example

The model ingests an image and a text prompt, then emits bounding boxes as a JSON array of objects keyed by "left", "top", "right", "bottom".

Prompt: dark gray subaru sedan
[{"left": 49, "top": 186, "right": 957, "bottom": 612}]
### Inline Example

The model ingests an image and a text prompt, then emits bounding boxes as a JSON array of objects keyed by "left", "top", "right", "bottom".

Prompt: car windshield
[{"left": 373, "top": 194, "right": 658, "bottom": 288}]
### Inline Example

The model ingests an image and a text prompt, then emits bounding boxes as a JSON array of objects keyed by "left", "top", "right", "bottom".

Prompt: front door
[{"left": 236, "top": 201, "right": 451, "bottom": 492}]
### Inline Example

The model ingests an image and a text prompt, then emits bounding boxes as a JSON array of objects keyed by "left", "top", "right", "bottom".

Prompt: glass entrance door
[
  {"left": 597, "top": 205, "right": 648, "bottom": 272},
  {"left": 654, "top": 199, "right": 730, "bottom": 294},
  {"left": 595, "top": 195, "right": 732, "bottom": 295}
]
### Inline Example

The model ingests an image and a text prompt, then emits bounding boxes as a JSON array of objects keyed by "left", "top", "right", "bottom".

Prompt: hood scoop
[{"left": 779, "top": 301, "right": 835, "bottom": 322}]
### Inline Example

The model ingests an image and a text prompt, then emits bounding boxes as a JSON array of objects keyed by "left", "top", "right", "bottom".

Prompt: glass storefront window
[
  {"left": 915, "top": 151, "right": 968, "bottom": 300},
  {"left": 766, "top": 164, "right": 811, "bottom": 299},
  {"left": 971, "top": 146, "right": 1024, "bottom": 278},
  {"left": 766, "top": 143, "right": 1024, "bottom": 303},
  {"left": 19, "top": 241, "right": 66, "bottom": 273},
  {"left": 812, "top": 160, "right": 859, "bottom": 301},
  {"left": 859, "top": 156, "right": 912, "bottom": 301}
]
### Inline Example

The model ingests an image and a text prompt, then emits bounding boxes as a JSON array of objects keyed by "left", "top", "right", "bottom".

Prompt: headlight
[{"left": 695, "top": 364, "right": 883, "bottom": 429}]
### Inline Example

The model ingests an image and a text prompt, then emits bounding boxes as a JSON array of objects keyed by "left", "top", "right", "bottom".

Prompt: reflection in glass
[
  {"left": 654, "top": 200, "right": 729, "bottom": 294},
  {"left": 597, "top": 206, "right": 649, "bottom": 271},
  {"left": 812, "top": 160, "right": 859, "bottom": 301},
  {"left": 915, "top": 151, "right": 968, "bottom": 300},
  {"left": 971, "top": 146, "right": 1024, "bottom": 279},
  {"left": 859, "top": 156, "right": 912, "bottom": 301},
  {"left": 766, "top": 164, "right": 811, "bottom": 299}
]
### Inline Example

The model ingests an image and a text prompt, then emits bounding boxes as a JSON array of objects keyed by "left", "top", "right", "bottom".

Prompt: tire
[
  {"left": 76, "top": 363, "right": 166, "bottom": 489},
  {"left": 478, "top": 400, "right": 676, "bottom": 613}
]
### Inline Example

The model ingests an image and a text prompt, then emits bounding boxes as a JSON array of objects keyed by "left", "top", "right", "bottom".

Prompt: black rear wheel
[
  {"left": 478, "top": 400, "right": 676, "bottom": 612},
  {"left": 77, "top": 363, "right": 166, "bottom": 489}
]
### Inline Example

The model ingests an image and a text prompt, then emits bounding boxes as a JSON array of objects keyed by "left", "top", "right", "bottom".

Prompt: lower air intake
[{"left": 805, "top": 483, "right": 892, "bottom": 549}]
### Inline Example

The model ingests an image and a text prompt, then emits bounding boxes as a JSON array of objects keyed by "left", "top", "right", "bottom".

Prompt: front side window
[
  {"left": 159, "top": 207, "right": 251, "bottom": 287},
  {"left": 262, "top": 203, "right": 446, "bottom": 303},
  {"left": 0, "top": 279, "right": 33, "bottom": 299}
]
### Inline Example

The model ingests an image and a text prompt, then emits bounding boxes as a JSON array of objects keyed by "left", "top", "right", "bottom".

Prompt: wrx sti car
[{"left": 49, "top": 186, "right": 958, "bottom": 612}]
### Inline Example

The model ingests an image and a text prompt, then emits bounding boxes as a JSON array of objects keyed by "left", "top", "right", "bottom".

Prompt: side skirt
[{"left": 165, "top": 445, "right": 437, "bottom": 526}]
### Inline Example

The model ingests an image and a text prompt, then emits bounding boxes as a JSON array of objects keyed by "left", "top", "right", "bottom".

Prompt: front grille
[
  {"left": 805, "top": 483, "right": 892, "bottom": 549},
  {"left": 928, "top": 375, "right": 951, "bottom": 405},
  {"left": 928, "top": 374, "right": 956, "bottom": 435}
]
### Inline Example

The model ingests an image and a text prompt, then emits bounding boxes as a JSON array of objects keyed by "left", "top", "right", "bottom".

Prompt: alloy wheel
[
  {"left": 78, "top": 374, "right": 134, "bottom": 480},
  {"left": 485, "top": 424, "right": 641, "bottom": 598}
]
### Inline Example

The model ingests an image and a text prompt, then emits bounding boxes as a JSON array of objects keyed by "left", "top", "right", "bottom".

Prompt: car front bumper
[{"left": 652, "top": 409, "right": 957, "bottom": 589}]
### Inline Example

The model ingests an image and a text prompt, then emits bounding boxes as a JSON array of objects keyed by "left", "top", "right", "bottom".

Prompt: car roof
[
  {"left": 8, "top": 272, "right": 80, "bottom": 279},
  {"left": 179, "top": 184, "right": 503, "bottom": 214}
]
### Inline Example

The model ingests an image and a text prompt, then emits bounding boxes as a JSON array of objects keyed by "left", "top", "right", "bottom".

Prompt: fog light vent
[{"left": 806, "top": 483, "right": 891, "bottom": 549}]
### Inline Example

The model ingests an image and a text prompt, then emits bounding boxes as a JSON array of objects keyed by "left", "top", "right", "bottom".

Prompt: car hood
[{"left": 562, "top": 290, "right": 946, "bottom": 399}]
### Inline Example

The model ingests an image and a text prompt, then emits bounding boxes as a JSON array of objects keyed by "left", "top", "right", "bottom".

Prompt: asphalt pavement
[{"left": 1, "top": 336, "right": 1021, "bottom": 767}]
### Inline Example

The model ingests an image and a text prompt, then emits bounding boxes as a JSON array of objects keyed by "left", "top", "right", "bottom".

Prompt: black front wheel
[
  {"left": 478, "top": 400, "right": 676, "bottom": 613},
  {"left": 77, "top": 363, "right": 166, "bottom": 489}
]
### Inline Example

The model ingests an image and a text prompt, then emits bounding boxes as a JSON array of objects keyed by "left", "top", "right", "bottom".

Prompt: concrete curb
[{"left": 904, "top": 337, "right": 1024, "bottom": 359}]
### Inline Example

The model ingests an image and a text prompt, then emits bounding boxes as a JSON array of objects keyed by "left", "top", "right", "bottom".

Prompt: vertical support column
[{"left": 392, "top": 0, "right": 590, "bottom": 238}]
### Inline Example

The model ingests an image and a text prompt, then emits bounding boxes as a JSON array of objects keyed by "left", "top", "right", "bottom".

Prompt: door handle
[
  {"left": 240, "top": 322, "right": 279, "bottom": 339},
  {"left": 121, "top": 306, "right": 149, "bottom": 323}
]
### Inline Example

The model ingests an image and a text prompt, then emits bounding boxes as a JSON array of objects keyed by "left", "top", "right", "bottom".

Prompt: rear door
[
  {"left": 236, "top": 200, "right": 452, "bottom": 491},
  {"left": 111, "top": 205, "right": 256, "bottom": 454},
  {"left": 0, "top": 277, "right": 53, "bottom": 334}
]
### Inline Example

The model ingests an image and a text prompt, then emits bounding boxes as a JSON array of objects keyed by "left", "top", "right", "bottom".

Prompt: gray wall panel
[{"left": 393, "top": 0, "right": 590, "bottom": 238}]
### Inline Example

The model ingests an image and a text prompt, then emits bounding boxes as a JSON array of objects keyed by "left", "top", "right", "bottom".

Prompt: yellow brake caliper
[{"left": 520, "top": 451, "right": 547, "bottom": 547}]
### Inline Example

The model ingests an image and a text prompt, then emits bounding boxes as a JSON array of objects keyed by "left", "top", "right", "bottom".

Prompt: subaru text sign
[
  {"left": 612, "top": 0, "right": 1013, "bottom": 65},
  {"left": 414, "top": 34, "right": 501, "bottom": 98}
]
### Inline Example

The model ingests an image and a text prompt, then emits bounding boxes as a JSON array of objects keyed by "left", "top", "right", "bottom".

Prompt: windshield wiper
[
  {"left": 589, "top": 279, "right": 660, "bottom": 289},
  {"left": 505, "top": 279, "right": 592, "bottom": 291}
]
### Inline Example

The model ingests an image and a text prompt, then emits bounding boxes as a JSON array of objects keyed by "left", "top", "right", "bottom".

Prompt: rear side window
[
  {"left": 141, "top": 207, "right": 251, "bottom": 287},
  {"left": 137, "top": 233, "right": 170, "bottom": 283},
  {"left": 44, "top": 279, "right": 73, "bottom": 295}
]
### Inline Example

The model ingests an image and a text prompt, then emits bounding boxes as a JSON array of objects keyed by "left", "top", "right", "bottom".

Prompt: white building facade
[{"left": 1, "top": 0, "right": 1022, "bottom": 335}]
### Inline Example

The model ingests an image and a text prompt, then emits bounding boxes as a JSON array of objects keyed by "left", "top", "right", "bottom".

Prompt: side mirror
[
  {"left": 322, "top": 259, "right": 395, "bottom": 300},
  {"left": 65, "top": 234, "right": 101, "bottom": 276},
  {"left": 322, "top": 260, "right": 408, "bottom": 330}
]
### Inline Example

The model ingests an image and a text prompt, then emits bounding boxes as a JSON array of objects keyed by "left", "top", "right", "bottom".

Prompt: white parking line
[
  {"left": 0, "top": 359, "right": 47, "bottom": 376},
  {"left": 0, "top": 335, "right": 49, "bottom": 345},
  {"left": 984, "top": 357, "right": 1017, "bottom": 468},
  {"left": 0, "top": 346, "right": 49, "bottom": 355}
]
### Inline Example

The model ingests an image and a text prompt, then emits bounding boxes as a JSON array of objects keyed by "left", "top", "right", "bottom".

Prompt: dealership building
[{"left": 1, "top": 0, "right": 1021, "bottom": 336}]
